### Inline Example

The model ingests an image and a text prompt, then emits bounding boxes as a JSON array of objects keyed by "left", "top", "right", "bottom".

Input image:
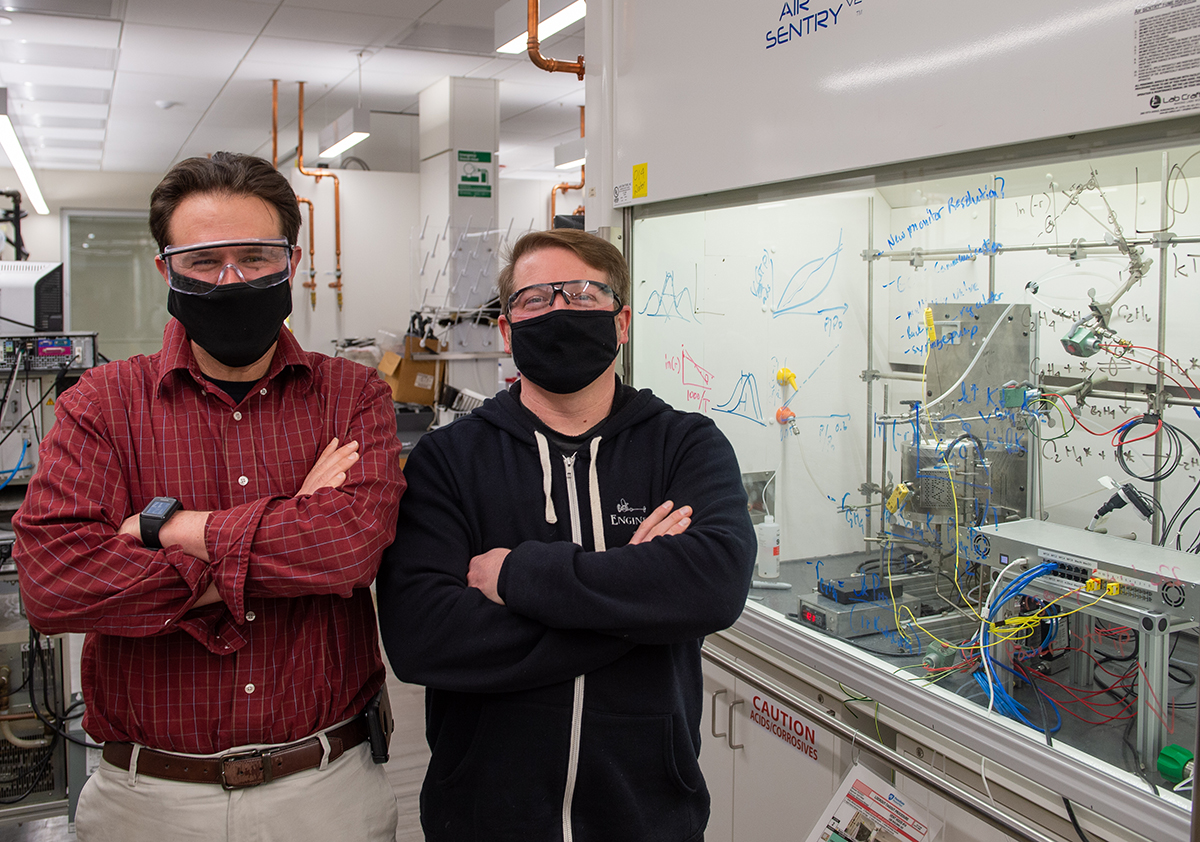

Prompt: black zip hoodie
[{"left": 377, "top": 381, "right": 756, "bottom": 842}]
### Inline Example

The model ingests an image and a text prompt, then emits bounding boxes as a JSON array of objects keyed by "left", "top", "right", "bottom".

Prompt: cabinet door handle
[
  {"left": 727, "top": 698, "right": 745, "bottom": 750},
  {"left": 710, "top": 689, "right": 728, "bottom": 739}
]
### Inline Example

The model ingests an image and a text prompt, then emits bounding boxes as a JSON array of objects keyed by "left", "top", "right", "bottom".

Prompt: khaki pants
[{"left": 76, "top": 741, "right": 398, "bottom": 842}]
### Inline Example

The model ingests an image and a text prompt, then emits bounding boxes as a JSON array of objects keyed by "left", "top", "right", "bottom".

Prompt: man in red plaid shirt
[{"left": 13, "top": 152, "right": 404, "bottom": 841}]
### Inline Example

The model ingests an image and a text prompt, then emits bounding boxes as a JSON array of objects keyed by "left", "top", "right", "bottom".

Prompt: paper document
[{"left": 804, "top": 764, "right": 942, "bottom": 842}]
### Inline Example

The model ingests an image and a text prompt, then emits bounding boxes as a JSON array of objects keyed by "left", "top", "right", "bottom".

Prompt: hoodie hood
[
  {"left": 472, "top": 379, "right": 674, "bottom": 547},
  {"left": 474, "top": 378, "right": 672, "bottom": 444}
]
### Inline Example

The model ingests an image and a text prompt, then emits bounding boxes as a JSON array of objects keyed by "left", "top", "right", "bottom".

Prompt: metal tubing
[
  {"left": 1153, "top": 151, "right": 1170, "bottom": 544},
  {"left": 989, "top": 175, "right": 997, "bottom": 297},
  {"left": 271, "top": 79, "right": 278, "bottom": 169},
  {"left": 865, "top": 195, "right": 875, "bottom": 548},
  {"left": 880, "top": 384, "right": 890, "bottom": 510},
  {"left": 867, "top": 234, "right": 1200, "bottom": 263}
]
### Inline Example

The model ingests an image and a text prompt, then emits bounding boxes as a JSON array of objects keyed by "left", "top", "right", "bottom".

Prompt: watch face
[{"left": 144, "top": 498, "right": 176, "bottom": 517}]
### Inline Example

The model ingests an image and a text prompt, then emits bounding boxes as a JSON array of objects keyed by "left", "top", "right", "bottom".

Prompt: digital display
[
  {"left": 144, "top": 498, "right": 176, "bottom": 517},
  {"left": 800, "top": 608, "right": 826, "bottom": 630}
]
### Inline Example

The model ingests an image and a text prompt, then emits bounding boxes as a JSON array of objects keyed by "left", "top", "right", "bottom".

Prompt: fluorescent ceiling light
[
  {"left": 554, "top": 137, "right": 585, "bottom": 169},
  {"left": 0, "top": 88, "right": 47, "bottom": 215},
  {"left": 318, "top": 106, "right": 370, "bottom": 159},
  {"left": 496, "top": 0, "right": 586, "bottom": 54}
]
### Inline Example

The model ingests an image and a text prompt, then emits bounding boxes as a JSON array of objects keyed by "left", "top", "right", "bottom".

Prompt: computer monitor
[{"left": 0, "top": 262, "right": 63, "bottom": 334}]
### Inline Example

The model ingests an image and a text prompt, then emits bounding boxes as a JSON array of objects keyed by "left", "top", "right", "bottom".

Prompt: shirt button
[
  {"left": 245, "top": 611, "right": 256, "bottom": 622},
  {"left": 259, "top": 388, "right": 268, "bottom": 396},
  {"left": 238, "top": 476, "right": 249, "bottom": 486},
  {"left": 233, "top": 411, "right": 243, "bottom": 421},
  {"left": 245, "top": 683, "right": 255, "bottom": 694}
]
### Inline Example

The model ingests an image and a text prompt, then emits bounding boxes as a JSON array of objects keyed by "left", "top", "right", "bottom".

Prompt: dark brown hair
[
  {"left": 149, "top": 152, "right": 302, "bottom": 250},
  {"left": 497, "top": 229, "right": 629, "bottom": 316}
]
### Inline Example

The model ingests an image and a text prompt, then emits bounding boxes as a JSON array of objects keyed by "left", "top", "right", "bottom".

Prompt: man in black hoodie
[{"left": 377, "top": 229, "right": 756, "bottom": 842}]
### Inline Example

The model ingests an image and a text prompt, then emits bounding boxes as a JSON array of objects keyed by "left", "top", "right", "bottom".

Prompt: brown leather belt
[{"left": 101, "top": 716, "right": 370, "bottom": 790}]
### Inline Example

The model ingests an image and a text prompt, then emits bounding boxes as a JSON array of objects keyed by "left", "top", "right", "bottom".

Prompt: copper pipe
[
  {"left": 271, "top": 79, "right": 278, "bottom": 168},
  {"left": 527, "top": 0, "right": 584, "bottom": 79},
  {"left": 297, "top": 196, "right": 316, "bottom": 310},
  {"left": 296, "top": 81, "right": 344, "bottom": 311},
  {"left": 0, "top": 712, "right": 38, "bottom": 722},
  {"left": 551, "top": 164, "right": 584, "bottom": 221}
]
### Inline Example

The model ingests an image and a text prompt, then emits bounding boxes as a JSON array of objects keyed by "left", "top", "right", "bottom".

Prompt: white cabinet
[{"left": 700, "top": 658, "right": 840, "bottom": 841}]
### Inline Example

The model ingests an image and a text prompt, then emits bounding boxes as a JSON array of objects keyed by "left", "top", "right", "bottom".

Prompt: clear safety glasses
[
  {"left": 506, "top": 280, "right": 621, "bottom": 318},
  {"left": 160, "top": 238, "right": 298, "bottom": 296}
]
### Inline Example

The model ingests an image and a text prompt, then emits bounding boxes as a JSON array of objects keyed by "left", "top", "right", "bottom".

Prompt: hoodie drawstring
[
  {"left": 588, "top": 436, "right": 605, "bottom": 552},
  {"left": 535, "top": 430, "right": 558, "bottom": 525}
]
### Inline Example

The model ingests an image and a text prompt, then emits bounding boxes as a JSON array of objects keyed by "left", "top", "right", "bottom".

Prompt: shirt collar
[{"left": 156, "top": 318, "right": 314, "bottom": 393}]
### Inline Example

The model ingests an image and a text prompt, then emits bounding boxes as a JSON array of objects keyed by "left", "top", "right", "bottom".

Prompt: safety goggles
[
  {"left": 159, "top": 238, "right": 298, "bottom": 296},
  {"left": 506, "top": 280, "right": 621, "bottom": 318}
]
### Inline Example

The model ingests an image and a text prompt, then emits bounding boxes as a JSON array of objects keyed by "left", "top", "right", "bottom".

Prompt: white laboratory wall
[{"left": 499, "top": 177, "right": 564, "bottom": 238}]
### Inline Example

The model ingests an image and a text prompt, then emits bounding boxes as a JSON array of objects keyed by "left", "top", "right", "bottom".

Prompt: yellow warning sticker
[{"left": 632, "top": 163, "right": 648, "bottom": 199}]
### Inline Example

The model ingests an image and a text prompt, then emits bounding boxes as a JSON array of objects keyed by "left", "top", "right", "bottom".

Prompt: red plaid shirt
[{"left": 13, "top": 320, "right": 404, "bottom": 753}]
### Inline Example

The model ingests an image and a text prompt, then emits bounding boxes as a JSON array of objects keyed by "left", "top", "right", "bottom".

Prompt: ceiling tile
[
  {"left": 123, "top": 0, "right": 277, "bottom": 34},
  {"left": 0, "top": 64, "right": 113, "bottom": 88},
  {"left": 0, "top": 0, "right": 113, "bottom": 15},
  {"left": 31, "top": 138, "right": 105, "bottom": 151},
  {"left": 420, "top": 0, "right": 506, "bottom": 28},
  {"left": 117, "top": 23, "right": 257, "bottom": 78},
  {"left": 0, "top": 11, "right": 120, "bottom": 48},
  {"left": 264, "top": 7, "right": 415, "bottom": 47},
  {"left": 10, "top": 100, "right": 108, "bottom": 119},
  {"left": 109, "top": 70, "right": 226, "bottom": 110},
  {"left": 21, "top": 125, "right": 105, "bottom": 141},
  {"left": 8, "top": 83, "right": 110, "bottom": 104},
  {"left": 22, "top": 114, "right": 106, "bottom": 129},
  {"left": 30, "top": 146, "right": 102, "bottom": 161},
  {"left": 0, "top": 41, "right": 116, "bottom": 69},
  {"left": 392, "top": 23, "right": 495, "bottom": 56},
  {"left": 31, "top": 158, "right": 97, "bottom": 170},
  {"left": 284, "top": 0, "right": 440, "bottom": 16}
]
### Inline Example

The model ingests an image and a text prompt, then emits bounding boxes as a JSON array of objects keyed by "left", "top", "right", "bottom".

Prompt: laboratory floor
[{"left": 0, "top": 670, "right": 430, "bottom": 841}]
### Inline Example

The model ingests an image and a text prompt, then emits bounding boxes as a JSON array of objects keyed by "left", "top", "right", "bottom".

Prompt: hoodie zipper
[{"left": 561, "top": 453, "right": 585, "bottom": 842}]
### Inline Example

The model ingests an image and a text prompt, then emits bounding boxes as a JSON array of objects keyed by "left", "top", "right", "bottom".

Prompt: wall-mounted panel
[{"left": 613, "top": 0, "right": 1200, "bottom": 206}]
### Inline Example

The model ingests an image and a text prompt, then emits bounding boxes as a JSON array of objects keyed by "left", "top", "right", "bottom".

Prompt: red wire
[
  {"left": 1047, "top": 393, "right": 1161, "bottom": 444},
  {"left": 1101, "top": 343, "right": 1200, "bottom": 398}
]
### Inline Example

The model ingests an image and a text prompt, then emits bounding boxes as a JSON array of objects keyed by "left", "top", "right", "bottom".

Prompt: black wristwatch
[{"left": 140, "top": 496, "right": 181, "bottom": 550}]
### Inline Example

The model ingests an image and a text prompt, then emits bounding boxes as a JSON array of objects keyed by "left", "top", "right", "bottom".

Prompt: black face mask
[
  {"left": 508, "top": 308, "right": 620, "bottom": 394},
  {"left": 168, "top": 281, "right": 292, "bottom": 369}
]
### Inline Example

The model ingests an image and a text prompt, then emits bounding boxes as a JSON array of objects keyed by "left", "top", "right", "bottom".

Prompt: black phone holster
[{"left": 364, "top": 684, "right": 393, "bottom": 764}]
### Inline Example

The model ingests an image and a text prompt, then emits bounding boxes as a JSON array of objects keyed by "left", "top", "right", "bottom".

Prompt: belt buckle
[{"left": 220, "top": 749, "right": 274, "bottom": 790}]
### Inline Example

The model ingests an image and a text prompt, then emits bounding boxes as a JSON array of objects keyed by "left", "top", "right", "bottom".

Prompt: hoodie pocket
[
  {"left": 572, "top": 711, "right": 708, "bottom": 842},
  {"left": 424, "top": 700, "right": 570, "bottom": 841}
]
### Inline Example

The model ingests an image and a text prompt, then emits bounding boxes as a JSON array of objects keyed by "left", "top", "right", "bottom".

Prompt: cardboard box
[{"left": 377, "top": 335, "right": 441, "bottom": 405}]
